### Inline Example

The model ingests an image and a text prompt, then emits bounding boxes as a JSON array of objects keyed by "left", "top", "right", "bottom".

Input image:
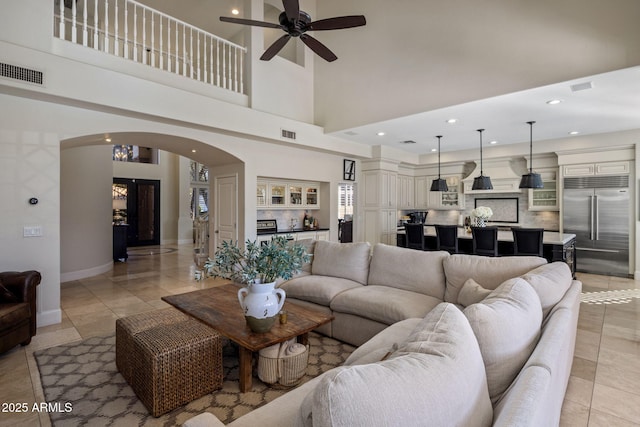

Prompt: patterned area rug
[
  {"left": 34, "top": 332, "right": 354, "bottom": 426},
  {"left": 581, "top": 288, "right": 640, "bottom": 305}
]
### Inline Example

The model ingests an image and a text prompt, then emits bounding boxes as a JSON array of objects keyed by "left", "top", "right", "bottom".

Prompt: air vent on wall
[
  {"left": 570, "top": 81, "right": 593, "bottom": 92},
  {"left": 399, "top": 140, "right": 417, "bottom": 144},
  {"left": 281, "top": 129, "right": 296, "bottom": 140},
  {"left": 0, "top": 62, "right": 44, "bottom": 86}
]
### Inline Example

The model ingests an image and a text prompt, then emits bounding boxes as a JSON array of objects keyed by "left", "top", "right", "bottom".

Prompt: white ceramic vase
[{"left": 238, "top": 281, "right": 286, "bottom": 333}]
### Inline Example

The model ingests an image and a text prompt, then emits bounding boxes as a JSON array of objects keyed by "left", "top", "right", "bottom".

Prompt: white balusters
[{"left": 53, "top": 0, "right": 247, "bottom": 94}]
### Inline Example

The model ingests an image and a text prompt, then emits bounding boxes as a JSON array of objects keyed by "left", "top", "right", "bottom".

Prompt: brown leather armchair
[{"left": 0, "top": 271, "right": 41, "bottom": 354}]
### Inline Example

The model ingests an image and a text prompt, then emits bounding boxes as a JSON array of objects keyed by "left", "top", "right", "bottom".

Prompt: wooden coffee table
[{"left": 161, "top": 284, "right": 333, "bottom": 392}]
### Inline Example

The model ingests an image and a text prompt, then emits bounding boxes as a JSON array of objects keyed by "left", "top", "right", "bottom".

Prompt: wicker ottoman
[
  {"left": 115, "top": 309, "right": 223, "bottom": 417},
  {"left": 115, "top": 308, "right": 189, "bottom": 384}
]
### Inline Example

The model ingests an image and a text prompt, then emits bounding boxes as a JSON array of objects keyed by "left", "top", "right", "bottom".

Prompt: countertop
[
  {"left": 257, "top": 228, "right": 329, "bottom": 236},
  {"left": 397, "top": 226, "right": 576, "bottom": 245}
]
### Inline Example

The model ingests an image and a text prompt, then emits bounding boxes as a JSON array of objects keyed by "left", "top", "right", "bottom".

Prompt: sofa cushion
[
  {"left": 367, "top": 244, "right": 448, "bottom": 299},
  {"left": 443, "top": 254, "right": 547, "bottom": 304},
  {"left": 292, "top": 238, "right": 316, "bottom": 273},
  {"left": 520, "top": 262, "right": 573, "bottom": 318},
  {"left": 280, "top": 275, "right": 362, "bottom": 306},
  {"left": 330, "top": 285, "right": 442, "bottom": 325},
  {"left": 463, "top": 278, "right": 542, "bottom": 404},
  {"left": 299, "top": 303, "right": 493, "bottom": 427},
  {"left": 0, "top": 279, "right": 19, "bottom": 303},
  {"left": 458, "top": 278, "right": 492, "bottom": 307},
  {"left": 343, "top": 317, "right": 422, "bottom": 366},
  {"left": 311, "top": 241, "right": 371, "bottom": 285}
]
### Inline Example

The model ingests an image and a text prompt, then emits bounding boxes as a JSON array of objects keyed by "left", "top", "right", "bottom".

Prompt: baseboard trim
[
  {"left": 178, "top": 238, "right": 193, "bottom": 245},
  {"left": 61, "top": 261, "right": 113, "bottom": 283},
  {"left": 38, "top": 309, "right": 62, "bottom": 327}
]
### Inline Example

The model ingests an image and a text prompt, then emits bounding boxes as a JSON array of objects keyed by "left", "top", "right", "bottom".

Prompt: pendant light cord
[
  {"left": 527, "top": 121, "right": 535, "bottom": 173},
  {"left": 436, "top": 135, "right": 442, "bottom": 178},
  {"left": 477, "top": 129, "right": 485, "bottom": 175}
]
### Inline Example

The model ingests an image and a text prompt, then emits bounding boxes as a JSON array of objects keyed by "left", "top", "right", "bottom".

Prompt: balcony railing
[{"left": 54, "top": 0, "right": 247, "bottom": 94}]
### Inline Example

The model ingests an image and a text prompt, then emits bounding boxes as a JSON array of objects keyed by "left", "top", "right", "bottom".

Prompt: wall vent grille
[
  {"left": 0, "top": 63, "right": 44, "bottom": 86},
  {"left": 564, "top": 175, "right": 628, "bottom": 189},
  {"left": 281, "top": 129, "right": 296, "bottom": 140}
]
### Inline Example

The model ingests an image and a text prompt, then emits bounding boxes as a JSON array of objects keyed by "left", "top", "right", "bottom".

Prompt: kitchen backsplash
[
  {"left": 403, "top": 192, "right": 560, "bottom": 231},
  {"left": 257, "top": 209, "right": 321, "bottom": 232}
]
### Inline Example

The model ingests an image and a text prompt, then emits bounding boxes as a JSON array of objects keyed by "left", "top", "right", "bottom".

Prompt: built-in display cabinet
[
  {"left": 427, "top": 175, "right": 465, "bottom": 210},
  {"left": 257, "top": 179, "right": 320, "bottom": 209},
  {"left": 528, "top": 169, "right": 559, "bottom": 211},
  {"left": 256, "top": 230, "right": 329, "bottom": 245}
]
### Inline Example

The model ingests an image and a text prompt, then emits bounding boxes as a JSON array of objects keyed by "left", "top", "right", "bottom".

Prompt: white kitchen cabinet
[
  {"left": 398, "top": 175, "right": 414, "bottom": 209},
  {"left": 563, "top": 161, "right": 629, "bottom": 177},
  {"left": 429, "top": 175, "right": 465, "bottom": 210},
  {"left": 315, "top": 230, "right": 329, "bottom": 241},
  {"left": 363, "top": 170, "right": 398, "bottom": 209},
  {"left": 257, "top": 181, "right": 268, "bottom": 208},
  {"left": 528, "top": 169, "right": 558, "bottom": 211},
  {"left": 257, "top": 179, "right": 321, "bottom": 209},
  {"left": 414, "top": 176, "right": 429, "bottom": 209}
]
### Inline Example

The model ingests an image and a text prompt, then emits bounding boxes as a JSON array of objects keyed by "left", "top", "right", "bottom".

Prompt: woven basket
[{"left": 258, "top": 345, "right": 309, "bottom": 387}]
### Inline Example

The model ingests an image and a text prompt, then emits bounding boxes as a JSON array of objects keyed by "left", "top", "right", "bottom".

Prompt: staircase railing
[{"left": 54, "top": 0, "right": 247, "bottom": 94}]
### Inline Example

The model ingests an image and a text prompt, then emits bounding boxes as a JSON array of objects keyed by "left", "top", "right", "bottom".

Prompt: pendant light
[
  {"left": 472, "top": 129, "right": 493, "bottom": 190},
  {"left": 430, "top": 135, "right": 449, "bottom": 192},
  {"left": 519, "top": 121, "right": 544, "bottom": 189}
]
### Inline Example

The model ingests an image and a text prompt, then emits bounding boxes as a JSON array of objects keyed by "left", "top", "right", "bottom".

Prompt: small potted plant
[{"left": 201, "top": 236, "right": 310, "bottom": 333}]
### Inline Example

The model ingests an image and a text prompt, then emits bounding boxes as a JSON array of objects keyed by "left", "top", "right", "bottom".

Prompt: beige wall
[{"left": 60, "top": 145, "right": 113, "bottom": 281}]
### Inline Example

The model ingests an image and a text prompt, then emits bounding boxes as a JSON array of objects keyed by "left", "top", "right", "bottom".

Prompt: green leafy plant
[{"left": 201, "top": 236, "right": 311, "bottom": 284}]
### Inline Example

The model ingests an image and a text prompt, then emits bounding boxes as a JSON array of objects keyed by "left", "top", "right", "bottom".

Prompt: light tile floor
[{"left": 0, "top": 244, "right": 638, "bottom": 426}]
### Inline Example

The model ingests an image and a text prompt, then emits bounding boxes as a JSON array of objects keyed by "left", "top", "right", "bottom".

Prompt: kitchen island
[{"left": 397, "top": 226, "right": 576, "bottom": 277}]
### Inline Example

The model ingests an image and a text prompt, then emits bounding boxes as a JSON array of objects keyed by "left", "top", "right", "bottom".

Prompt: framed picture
[{"left": 343, "top": 159, "right": 356, "bottom": 181}]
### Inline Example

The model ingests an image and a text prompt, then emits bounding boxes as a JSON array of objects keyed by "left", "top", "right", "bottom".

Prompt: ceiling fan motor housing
[{"left": 279, "top": 11, "right": 312, "bottom": 36}]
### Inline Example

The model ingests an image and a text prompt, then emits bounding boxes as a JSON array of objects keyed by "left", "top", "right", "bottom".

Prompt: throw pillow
[
  {"left": 458, "top": 278, "right": 492, "bottom": 307},
  {"left": 443, "top": 254, "right": 547, "bottom": 304},
  {"left": 0, "top": 279, "right": 19, "bottom": 303},
  {"left": 297, "top": 303, "right": 493, "bottom": 427},
  {"left": 463, "top": 277, "right": 542, "bottom": 404},
  {"left": 520, "top": 262, "right": 573, "bottom": 318},
  {"left": 311, "top": 240, "right": 371, "bottom": 285}
]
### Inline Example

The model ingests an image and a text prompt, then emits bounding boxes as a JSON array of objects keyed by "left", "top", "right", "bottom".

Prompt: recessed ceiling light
[
  {"left": 446, "top": 119, "right": 457, "bottom": 124},
  {"left": 191, "top": 149, "right": 197, "bottom": 153},
  {"left": 231, "top": 8, "right": 239, "bottom": 15},
  {"left": 569, "top": 131, "right": 580, "bottom": 135},
  {"left": 105, "top": 138, "right": 112, "bottom": 143},
  {"left": 377, "top": 132, "right": 385, "bottom": 136},
  {"left": 546, "top": 99, "right": 562, "bottom": 105},
  {"left": 431, "top": 148, "right": 437, "bottom": 152},
  {"left": 489, "top": 140, "right": 498, "bottom": 145}
]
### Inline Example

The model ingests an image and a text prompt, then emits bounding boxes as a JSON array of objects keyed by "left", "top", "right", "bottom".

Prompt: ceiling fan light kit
[
  {"left": 472, "top": 129, "right": 493, "bottom": 191},
  {"left": 430, "top": 135, "right": 449, "bottom": 192},
  {"left": 519, "top": 121, "right": 544, "bottom": 189},
  {"left": 220, "top": 0, "right": 366, "bottom": 62}
]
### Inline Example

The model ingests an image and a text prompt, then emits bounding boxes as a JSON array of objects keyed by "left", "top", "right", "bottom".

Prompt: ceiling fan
[{"left": 220, "top": 0, "right": 366, "bottom": 62}]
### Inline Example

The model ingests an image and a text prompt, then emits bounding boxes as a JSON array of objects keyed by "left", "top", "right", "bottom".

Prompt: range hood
[{"left": 463, "top": 159, "right": 524, "bottom": 194}]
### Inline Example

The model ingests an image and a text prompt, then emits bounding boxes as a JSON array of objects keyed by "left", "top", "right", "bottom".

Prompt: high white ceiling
[
  {"left": 136, "top": 1, "right": 640, "bottom": 156},
  {"left": 329, "top": 66, "right": 640, "bottom": 154}
]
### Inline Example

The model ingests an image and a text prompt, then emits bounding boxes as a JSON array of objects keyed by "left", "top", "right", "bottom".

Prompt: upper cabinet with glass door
[
  {"left": 428, "top": 175, "right": 465, "bottom": 210},
  {"left": 257, "top": 179, "right": 321, "bottom": 209},
  {"left": 528, "top": 169, "right": 558, "bottom": 211}
]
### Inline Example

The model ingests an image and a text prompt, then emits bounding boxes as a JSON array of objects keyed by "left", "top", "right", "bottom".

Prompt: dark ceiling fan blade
[
  {"left": 261, "top": 34, "right": 292, "bottom": 61},
  {"left": 300, "top": 34, "right": 337, "bottom": 62},
  {"left": 282, "top": 0, "right": 300, "bottom": 22},
  {"left": 307, "top": 15, "right": 366, "bottom": 31},
  {"left": 220, "top": 16, "right": 283, "bottom": 30}
]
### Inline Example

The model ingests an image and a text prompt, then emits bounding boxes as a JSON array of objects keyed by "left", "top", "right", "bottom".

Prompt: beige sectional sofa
[{"left": 185, "top": 240, "right": 581, "bottom": 427}]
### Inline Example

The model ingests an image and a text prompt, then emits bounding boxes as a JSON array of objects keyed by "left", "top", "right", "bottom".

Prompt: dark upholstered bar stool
[
  {"left": 435, "top": 225, "right": 459, "bottom": 254},
  {"left": 404, "top": 223, "right": 426, "bottom": 250},
  {"left": 512, "top": 227, "right": 544, "bottom": 257},
  {"left": 471, "top": 226, "right": 499, "bottom": 257}
]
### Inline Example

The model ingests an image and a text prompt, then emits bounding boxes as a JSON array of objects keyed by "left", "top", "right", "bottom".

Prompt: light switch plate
[{"left": 23, "top": 226, "right": 43, "bottom": 237}]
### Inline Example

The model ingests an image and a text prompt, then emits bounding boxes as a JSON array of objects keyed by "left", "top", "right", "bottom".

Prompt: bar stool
[
  {"left": 404, "top": 223, "right": 426, "bottom": 250},
  {"left": 435, "top": 224, "right": 459, "bottom": 254},
  {"left": 512, "top": 227, "right": 544, "bottom": 257},
  {"left": 471, "top": 226, "right": 499, "bottom": 257}
]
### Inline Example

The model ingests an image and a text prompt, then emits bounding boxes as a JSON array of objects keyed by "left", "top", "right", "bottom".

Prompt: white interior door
[{"left": 214, "top": 175, "right": 238, "bottom": 250}]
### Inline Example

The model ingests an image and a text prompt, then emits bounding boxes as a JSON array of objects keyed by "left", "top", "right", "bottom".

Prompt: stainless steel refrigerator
[{"left": 563, "top": 175, "right": 630, "bottom": 276}]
